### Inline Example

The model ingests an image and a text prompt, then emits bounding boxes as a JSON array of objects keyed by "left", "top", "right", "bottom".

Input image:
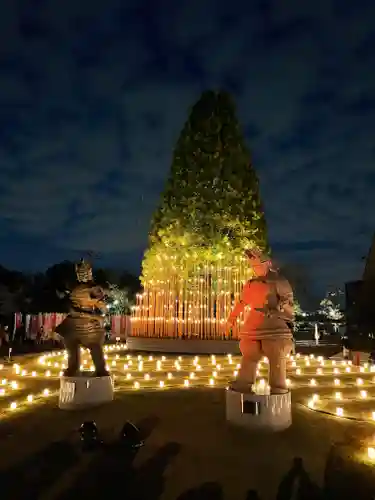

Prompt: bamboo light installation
[{"left": 131, "top": 254, "right": 253, "bottom": 340}]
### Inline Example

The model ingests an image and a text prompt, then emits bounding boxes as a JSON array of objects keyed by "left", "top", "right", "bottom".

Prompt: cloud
[{"left": 0, "top": 0, "right": 374, "bottom": 293}]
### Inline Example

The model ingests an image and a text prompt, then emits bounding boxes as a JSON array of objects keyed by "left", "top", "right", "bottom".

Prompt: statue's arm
[
  {"left": 277, "top": 282, "right": 295, "bottom": 322},
  {"left": 227, "top": 282, "right": 251, "bottom": 324},
  {"left": 95, "top": 300, "right": 108, "bottom": 314}
]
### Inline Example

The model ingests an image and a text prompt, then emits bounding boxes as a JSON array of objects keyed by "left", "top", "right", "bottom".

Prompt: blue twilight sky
[{"left": 0, "top": 0, "right": 374, "bottom": 296}]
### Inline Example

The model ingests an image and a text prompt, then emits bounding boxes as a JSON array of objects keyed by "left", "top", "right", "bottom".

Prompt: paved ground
[{"left": 0, "top": 346, "right": 375, "bottom": 500}]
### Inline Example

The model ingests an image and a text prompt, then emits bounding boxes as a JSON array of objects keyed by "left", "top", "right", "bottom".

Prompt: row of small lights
[
  {"left": 37, "top": 350, "right": 373, "bottom": 373},
  {"left": 0, "top": 363, "right": 55, "bottom": 412},
  {"left": 9, "top": 368, "right": 375, "bottom": 392},
  {"left": 5, "top": 347, "right": 375, "bottom": 420},
  {"left": 9, "top": 365, "right": 375, "bottom": 398},
  {"left": 0, "top": 361, "right": 56, "bottom": 414},
  {"left": 0, "top": 388, "right": 55, "bottom": 412},
  {"left": 35, "top": 356, "right": 375, "bottom": 387},
  {"left": 36, "top": 351, "right": 369, "bottom": 370},
  {"left": 5, "top": 352, "right": 375, "bottom": 392},
  {"left": 307, "top": 392, "right": 375, "bottom": 421},
  {"left": 8, "top": 366, "right": 374, "bottom": 381},
  {"left": 6, "top": 365, "right": 375, "bottom": 390}
]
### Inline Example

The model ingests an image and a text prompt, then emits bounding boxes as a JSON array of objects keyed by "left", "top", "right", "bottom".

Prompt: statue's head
[
  {"left": 244, "top": 248, "right": 272, "bottom": 277},
  {"left": 75, "top": 258, "right": 93, "bottom": 283}
]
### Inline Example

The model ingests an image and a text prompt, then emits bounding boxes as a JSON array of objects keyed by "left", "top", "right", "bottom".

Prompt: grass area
[{"left": 1, "top": 387, "right": 375, "bottom": 500}]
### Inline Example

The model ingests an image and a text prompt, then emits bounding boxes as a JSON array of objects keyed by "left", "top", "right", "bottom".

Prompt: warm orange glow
[{"left": 131, "top": 256, "right": 253, "bottom": 339}]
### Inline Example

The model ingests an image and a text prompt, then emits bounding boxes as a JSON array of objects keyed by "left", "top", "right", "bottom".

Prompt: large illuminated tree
[{"left": 132, "top": 90, "right": 269, "bottom": 339}]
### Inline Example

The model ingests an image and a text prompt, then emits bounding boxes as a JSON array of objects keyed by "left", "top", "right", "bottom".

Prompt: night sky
[{"left": 0, "top": 0, "right": 374, "bottom": 296}]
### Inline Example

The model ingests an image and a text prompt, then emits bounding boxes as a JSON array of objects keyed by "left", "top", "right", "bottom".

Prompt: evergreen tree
[{"left": 142, "top": 89, "right": 268, "bottom": 283}]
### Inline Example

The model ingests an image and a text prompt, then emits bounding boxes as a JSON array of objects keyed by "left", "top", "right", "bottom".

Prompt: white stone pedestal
[
  {"left": 226, "top": 389, "right": 292, "bottom": 431},
  {"left": 59, "top": 375, "right": 114, "bottom": 410}
]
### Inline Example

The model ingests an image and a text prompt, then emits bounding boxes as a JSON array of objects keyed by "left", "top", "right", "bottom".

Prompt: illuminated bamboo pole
[
  {"left": 174, "top": 278, "right": 178, "bottom": 337},
  {"left": 148, "top": 288, "right": 153, "bottom": 338},
  {"left": 134, "top": 294, "right": 138, "bottom": 336},
  {"left": 173, "top": 278, "right": 177, "bottom": 337},
  {"left": 195, "top": 269, "right": 199, "bottom": 337},
  {"left": 166, "top": 286, "right": 170, "bottom": 337},
  {"left": 158, "top": 287, "right": 162, "bottom": 338},
  {"left": 201, "top": 268, "right": 204, "bottom": 339},
  {"left": 198, "top": 269, "right": 201, "bottom": 339},
  {"left": 167, "top": 280, "right": 172, "bottom": 337},
  {"left": 132, "top": 295, "right": 137, "bottom": 336},
  {"left": 171, "top": 279, "right": 175, "bottom": 338},
  {"left": 146, "top": 287, "right": 151, "bottom": 338},
  {"left": 183, "top": 280, "right": 187, "bottom": 338},
  {"left": 166, "top": 277, "right": 170, "bottom": 337},
  {"left": 187, "top": 287, "right": 192, "bottom": 338},
  {"left": 169, "top": 282, "right": 173, "bottom": 337},
  {"left": 195, "top": 273, "right": 199, "bottom": 339},
  {"left": 191, "top": 274, "right": 196, "bottom": 338},
  {"left": 207, "top": 265, "right": 210, "bottom": 339},
  {"left": 222, "top": 261, "right": 227, "bottom": 337},
  {"left": 161, "top": 286, "right": 166, "bottom": 337},
  {"left": 160, "top": 286, "right": 165, "bottom": 337},
  {"left": 168, "top": 279, "right": 173, "bottom": 338},
  {"left": 184, "top": 287, "right": 188, "bottom": 338},
  {"left": 191, "top": 270, "right": 197, "bottom": 337},
  {"left": 134, "top": 290, "right": 140, "bottom": 337},
  {"left": 165, "top": 279, "right": 169, "bottom": 337},
  {"left": 214, "top": 264, "right": 219, "bottom": 339},
  {"left": 189, "top": 279, "right": 191, "bottom": 338},
  {"left": 138, "top": 288, "right": 143, "bottom": 338},
  {"left": 236, "top": 261, "right": 241, "bottom": 335},
  {"left": 174, "top": 274, "right": 178, "bottom": 338},
  {"left": 192, "top": 283, "right": 195, "bottom": 338},
  {"left": 220, "top": 264, "right": 225, "bottom": 339},
  {"left": 161, "top": 288, "right": 164, "bottom": 337},
  {"left": 223, "top": 266, "right": 228, "bottom": 339},
  {"left": 139, "top": 289, "right": 144, "bottom": 338},
  {"left": 163, "top": 285, "right": 167, "bottom": 338},
  {"left": 134, "top": 295, "right": 138, "bottom": 336},
  {"left": 185, "top": 282, "right": 189, "bottom": 338},
  {"left": 215, "top": 265, "right": 219, "bottom": 340},
  {"left": 178, "top": 278, "right": 183, "bottom": 338},
  {"left": 131, "top": 302, "right": 136, "bottom": 336},
  {"left": 156, "top": 289, "right": 161, "bottom": 338},
  {"left": 228, "top": 265, "right": 232, "bottom": 336},
  {"left": 172, "top": 275, "right": 176, "bottom": 338},
  {"left": 204, "top": 264, "right": 208, "bottom": 339},
  {"left": 160, "top": 288, "right": 165, "bottom": 337},
  {"left": 138, "top": 296, "right": 142, "bottom": 336},
  {"left": 183, "top": 288, "right": 187, "bottom": 338},
  {"left": 151, "top": 288, "right": 157, "bottom": 338},
  {"left": 209, "top": 265, "right": 214, "bottom": 339},
  {"left": 154, "top": 290, "right": 160, "bottom": 337},
  {"left": 145, "top": 287, "right": 152, "bottom": 337}
]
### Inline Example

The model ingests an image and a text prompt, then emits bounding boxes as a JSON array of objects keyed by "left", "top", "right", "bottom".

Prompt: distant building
[{"left": 346, "top": 234, "right": 375, "bottom": 336}]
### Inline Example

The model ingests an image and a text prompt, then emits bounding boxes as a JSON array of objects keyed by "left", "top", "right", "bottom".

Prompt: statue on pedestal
[
  {"left": 55, "top": 259, "right": 109, "bottom": 377},
  {"left": 227, "top": 249, "right": 294, "bottom": 394}
]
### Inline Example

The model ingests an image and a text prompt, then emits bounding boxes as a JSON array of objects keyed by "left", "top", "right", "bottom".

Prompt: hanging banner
[{"left": 14, "top": 313, "right": 131, "bottom": 341}]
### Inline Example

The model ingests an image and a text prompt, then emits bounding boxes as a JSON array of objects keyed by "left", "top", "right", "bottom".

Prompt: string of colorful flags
[{"left": 12, "top": 312, "right": 131, "bottom": 340}]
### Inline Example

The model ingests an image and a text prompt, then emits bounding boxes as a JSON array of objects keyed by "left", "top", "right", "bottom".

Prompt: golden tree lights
[{"left": 131, "top": 253, "right": 253, "bottom": 339}]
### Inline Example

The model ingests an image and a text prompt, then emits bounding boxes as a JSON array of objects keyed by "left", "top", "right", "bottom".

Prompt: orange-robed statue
[{"left": 227, "top": 249, "right": 294, "bottom": 394}]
